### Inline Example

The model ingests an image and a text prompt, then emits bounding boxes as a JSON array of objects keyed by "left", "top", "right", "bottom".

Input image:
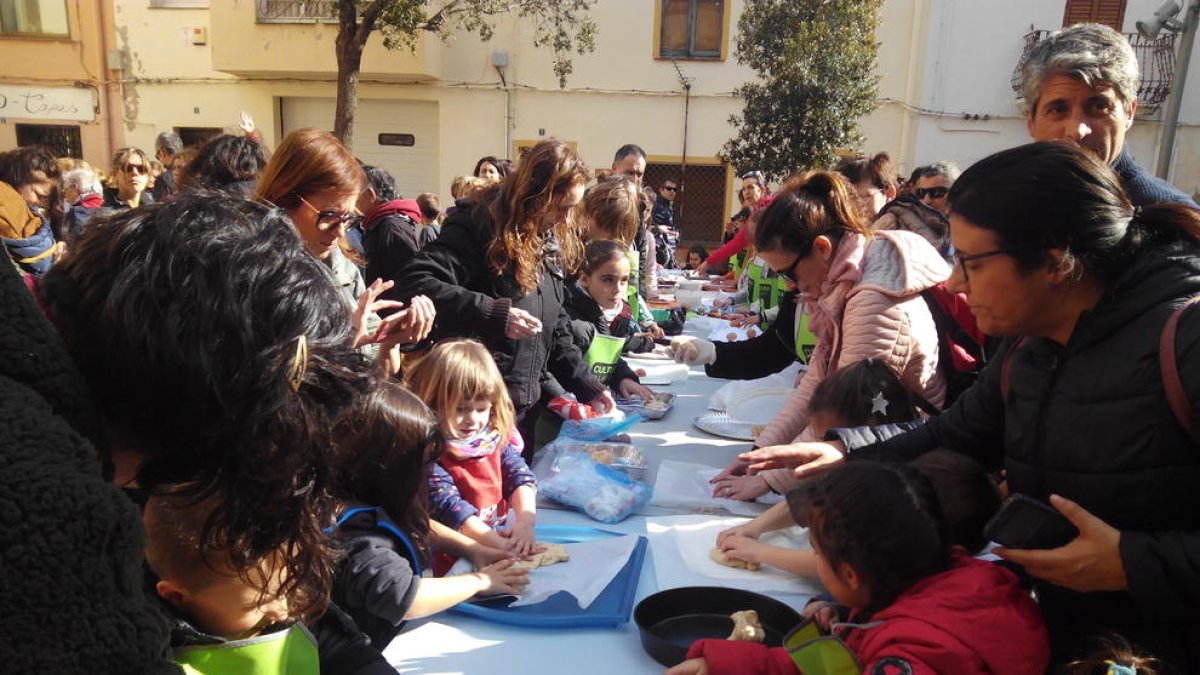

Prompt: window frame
[
  {"left": 15, "top": 123, "right": 82, "bottom": 159},
  {"left": 1062, "top": 0, "right": 1127, "bottom": 32},
  {"left": 0, "top": 0, "right": 71, "bottom": 39},
  {"left": 654, "top": 0, "right": 730, "bottom": 62}
]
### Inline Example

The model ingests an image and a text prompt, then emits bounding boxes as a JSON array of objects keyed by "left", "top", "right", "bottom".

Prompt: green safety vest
[
  {"left": 626, "top": 247, "right": 640, "bottom": 319},
  {"left": 784, "top": 620, "right": 862, "bottom": 675},
  {"left": 746, "top": 257, "right": 785, "bottom": 312},
  {"left": 585, "top": 333, "right": 627, "bottom": 385},
  {"left": 175, "top": 623, "right": 319, "bottom": 675},
  {"left": 794, "top": 305, "right": 817, "bottom": 365},
  {"left": 730, "top": 250, "right": 746, "bottom": 280}
]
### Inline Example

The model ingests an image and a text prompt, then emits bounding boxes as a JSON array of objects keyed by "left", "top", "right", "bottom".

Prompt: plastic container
[
  {"left": 616, "top": 392, "right": 677, "bottom": 420},
  {"left": 583, "top": 442, "right": 648, "bottom": 481}
]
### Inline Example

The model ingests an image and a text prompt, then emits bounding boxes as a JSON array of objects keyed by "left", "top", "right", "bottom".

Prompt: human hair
[
  {"left": 253, "top": 128, "right": 365, "bottom": 211},
  {"left": 613, "top": 144, "right": 646, "bottom": 164},
  {"left": 109, "top": 147, "right": 149, "bottom": 178},
  {"left": 450, "top": 175, "right": 469, "bottom": 199},
  {"left": 688, "top": 244, "right": 708, "bottom": 262},
  {"left": 754, "top": 170, "right": 872, "bottom": 255},
  {"left": 577, "top": 176, "right": 640, "bottom": 245},
  {"left": 807, "top": 359, "right": 919, "bottom": 429},
  {"left": 907, "top": 450, "right": 1002, "bottom": 555},
  {"left": 0, "top": 145, "right": 61, "bottom": 189},
  {"left": 483, "top": 138, "right": 590, "bottom": 294},
  {"left": 335, "top": 382, "right": 442, "bottom": 563},
  {"left": 180, "top": 134, "right": 269, "bottom": 195},
  {"left": 949, "top": 142, "right": 1200, "bottom": 285},
  {"left": 40, "top": 191, "right": 377, "bottom": 617},
  {"left": 362, "top": 165, "right": 399, "bottom": 202},
  {"left": 404, "top": 339, "right": 516, "bottom": 442},
  {"left": 580, "top": 239, "right": 628, "bottom": 276},
  {"left": 1065, "top": 635, "right": 1159, "bottom": 675},
  {"left": 416, "top": 192, "right": 441, "bottom": 223},
  {"left": 787, "top": 461, "right": 948, "bottom": 616},
  {"left": 460, "top": 176, "right": 489, "bottom": 200},
  {"left": 835, "top": 152, "right": 898, "bottom": 192},
  {"left": 62, "top": 167, "right": 101, "bottom": 196},
  {"left": 155, "top": 131, "right": 184, "bottom": 157},
  {"left": 473, "top": 156, "right": 509, "bottom": 180},
  {"left": 909, "top": 161, "right": 960, "bottom": 185},
  {"left": 1021, "top": 23, "right": 1139, "bottom": 114}
]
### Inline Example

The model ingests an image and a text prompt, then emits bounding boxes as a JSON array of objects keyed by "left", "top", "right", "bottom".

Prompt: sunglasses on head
[
  {"left": 741, "top": 170, "right": 765, "bottom": 183},
  {"left": 914, "top": 186, "right": 949, "bottom": 200}
]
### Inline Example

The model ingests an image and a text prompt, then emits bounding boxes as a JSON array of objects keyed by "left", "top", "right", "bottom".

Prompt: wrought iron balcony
[
  {"left": 1011, "top": 28, "right": 1178, "bottom": 110},
  {"left": 256, "top": 0, "right": 340, "bottom": 23}
]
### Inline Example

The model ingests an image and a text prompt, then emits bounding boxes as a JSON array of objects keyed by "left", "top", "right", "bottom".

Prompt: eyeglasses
[
  {"left": 295, "top": 194, "right": 363, "bottom": 232},
  {"left": 953, "top": 248, "right": 1020, "bottom": 284},
  {"left": 776, "top": 251, "right": 807, "bottom": 284},
  {"left": 914, "top": 186, "right": 949, "bottom": 200},
  {"left": 122, "top": 163, "right": 147, "bottom": 176},
  {"left": 662, "top": 185, "right": 678, "bottom": 192}
]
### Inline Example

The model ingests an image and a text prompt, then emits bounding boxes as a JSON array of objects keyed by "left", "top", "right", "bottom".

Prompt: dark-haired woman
[
  {"left": 740, "top": 142, "right": 1200, "bottom": 671},
  {"left": 473, "top": 156, "right": 509, "bottom": 184},
  {"left": 707, "top": 170, "right": 948, "bottom": 501},
  {"left": 0, "top": 146, "right": 63, "bottom": 274},
  {"left": 398, "top": 139, "right": 613, "bottom": 446},
  {"left": 179, "top": 133, "right": 268, "bottom": 196}
]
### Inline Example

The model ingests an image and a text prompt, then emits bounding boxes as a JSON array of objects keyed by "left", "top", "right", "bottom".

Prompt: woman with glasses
[
  {"left": 103, "top": 147, "right": 153, "bottom": 210},
  {"left": 396, "top": 139, "right": 614, "bottom": 452},
  {"left": 738, "top": 142, "right": 1200, "bottom": 670},
  {"left": 706, "top": 170, "right": 949, "bottom": 501},
  {"left": 255, "top": 128, "right": 435, "bottom": 376}
]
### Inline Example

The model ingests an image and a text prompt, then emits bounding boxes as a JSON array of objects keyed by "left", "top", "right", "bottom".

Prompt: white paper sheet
[
  {"left": 709, "top": 373, "right": 795, "bottom": 412},
  {"left": 650, "top": 459, "right": 778, "bottom": 517},
  {"left": 447, "top": 535, "right": 640, "bottom": 610}
]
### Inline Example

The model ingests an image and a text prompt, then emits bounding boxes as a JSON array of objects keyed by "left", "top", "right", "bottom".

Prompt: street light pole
[{"left": 1157, "top": 0, "right": 1200, "bottom": 179}]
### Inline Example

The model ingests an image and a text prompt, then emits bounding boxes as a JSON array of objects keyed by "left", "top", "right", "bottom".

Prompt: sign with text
[{"left": 0, "top": 85, "right": 94, "bottom": 122}]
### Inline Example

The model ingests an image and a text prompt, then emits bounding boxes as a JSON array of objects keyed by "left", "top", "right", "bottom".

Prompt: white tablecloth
[{"left": 384, "top": 315, "right": 813, "bottom": 674}]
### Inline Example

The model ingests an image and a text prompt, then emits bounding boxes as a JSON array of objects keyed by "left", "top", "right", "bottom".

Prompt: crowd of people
[{"left": 2, "top": 21, "right": 1199, "bottom": 675}]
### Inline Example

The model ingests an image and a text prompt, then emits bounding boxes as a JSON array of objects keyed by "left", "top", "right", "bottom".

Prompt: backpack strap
[
  {"left": 999, "top": 337, "right": 1028, "bottom": 403},
  {"left": 1160, "top": 296, "right": 1200, "bottom": 442}
]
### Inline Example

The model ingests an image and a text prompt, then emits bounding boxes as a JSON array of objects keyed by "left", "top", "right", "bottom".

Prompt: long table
[{"left": 384, "top": 319, "right": 813, "bottom": 674}]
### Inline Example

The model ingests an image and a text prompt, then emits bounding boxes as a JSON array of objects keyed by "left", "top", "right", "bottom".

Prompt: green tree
[
  {"left": 335, "top": 0, "right": 597, "bottom": 146},
  {"left": 720, "top": 0, "right": 883, "bottom": 182}
]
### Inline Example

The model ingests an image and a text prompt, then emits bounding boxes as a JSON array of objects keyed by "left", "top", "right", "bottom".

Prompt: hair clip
[
  {"left": 870, "top": 392, "right": 889, "bottom": 415},
  {"left": 287, "top": 335, "right": 308, "bottom": 392}
]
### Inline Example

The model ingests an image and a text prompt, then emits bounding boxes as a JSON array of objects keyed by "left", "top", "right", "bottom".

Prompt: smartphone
[{"left": 983, "top": 493, "right": 1079, "bottom": 550}]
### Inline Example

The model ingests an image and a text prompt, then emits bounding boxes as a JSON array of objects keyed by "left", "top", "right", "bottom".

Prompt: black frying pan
[{"left": 634, "top": 586, "right": 803, "bottom": 667}]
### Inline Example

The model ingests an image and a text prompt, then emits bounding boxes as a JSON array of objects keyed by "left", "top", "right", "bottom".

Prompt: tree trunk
[{"left": 333, "top": 33, "right": 365, "bottom": 146}]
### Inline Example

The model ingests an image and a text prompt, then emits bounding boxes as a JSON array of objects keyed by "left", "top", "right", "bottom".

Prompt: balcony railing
[
  {"left": 256, "top": 0, "right": 340, "bottom": 23},
  {"left": 1011, "top": 28, "right": 1178, "bottom": 110}
]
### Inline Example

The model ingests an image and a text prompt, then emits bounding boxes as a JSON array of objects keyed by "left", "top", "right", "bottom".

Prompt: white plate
[
  {"left": 693, "top": 409, "right": 761, "bottom": 441},
  {"left": 726, "top": 390, "right": 791, "bottom": 425}
]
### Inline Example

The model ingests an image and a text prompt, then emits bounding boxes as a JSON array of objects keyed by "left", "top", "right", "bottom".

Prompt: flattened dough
[
  {"left": 709, "top": 546, "right": 760, "bottom": 572},
  {"left": 727, "top": 610, "right": 766, "bottom": 642},
  {"left": 514, "top": 543, "right": 570, "bottom": 571}
]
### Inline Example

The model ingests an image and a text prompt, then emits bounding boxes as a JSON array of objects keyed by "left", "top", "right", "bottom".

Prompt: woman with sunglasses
[
  {"left": 103, "top": 147, "right": 153, "bottom": 210},
  {"left": 738, "top": 142, "right": 1200, "bottom": 670},
  {"left": 255, "top": 128, "right": 435, "bottom": 376},
  {"left": 707, "top": 170, "right": 949, "bottom": 501}
]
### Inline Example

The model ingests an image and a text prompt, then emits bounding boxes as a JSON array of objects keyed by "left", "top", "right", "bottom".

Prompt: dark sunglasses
[
  {"left": 914, "top": 186, "right": 949, "bottom": 200},
  {"left": 777, "top": 250, "right": 807, "bottom": 284},
  {"left": 122, "top": 163, "right": 147, "bottom": 176},
  {"left": 662, "top": 185, "right": 678, "bottom": 192},
  {"left": 740, "top": 170, "right": 765, "bottom": 183}
]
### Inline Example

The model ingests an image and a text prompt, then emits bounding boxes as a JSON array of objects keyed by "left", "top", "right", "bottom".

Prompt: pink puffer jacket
[{"left": 755, "top": 230, "right": 949, "bottom": 493}]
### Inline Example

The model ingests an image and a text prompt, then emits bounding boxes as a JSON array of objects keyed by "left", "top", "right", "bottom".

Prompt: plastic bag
[
  {"left": 559, "top": 410, "right": 641, "bottom": 442},
  {"left": 533, "top": 437, "right": 652, "bottom": 523}
]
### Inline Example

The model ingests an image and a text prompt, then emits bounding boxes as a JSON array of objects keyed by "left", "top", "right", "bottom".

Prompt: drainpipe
[{"left": 98, "top": 0, "right": 123, "bottom": 159}]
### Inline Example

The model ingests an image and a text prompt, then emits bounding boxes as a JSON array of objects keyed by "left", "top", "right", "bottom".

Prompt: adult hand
[
  {"left": 238, "top": 110, "right": 255, "bottom": 135},
  {"left": 618, "top": 378, "right": 655, "bottom": 403},
  {"left": 671, "top": 336, "right": 716, "bottom": 365},
  {"left": 505, "top": 307, "right": 543, "bottom": 339},
  {"left": 710, "top": 474, "right": 771, "bottom": 501},
  {"left": 719, "top": 534, "right": 767, "bottom": 566},
  {"left": 716, "top": 521, "right": 762, "bottom": 548},
  {"left": 589, "top": 390, "right": 616, "bottom": 416},
  {"left": 665, "top": 658, "right": 709, "bottom": 675},
  {"left": 710, "top": 457, "right": 749, "bottom": 483},
  {"left": 712, "top": 297, "right": 731, "bottom": 309},
  {"left": 801, "top": 600, "right": 840, "bottom": 632},
  {"left": 739, "top": 441, "right": 846, "bottom": 480},
  {"left": 477, "top": 559, "right": 530, "bottom": 597},
  {"left": 378, "top": 294, "right": 436, "bottom": 346},
  {"left": 352, "top": 279, "right": 405, "bottom": 348},
  {"left": 728, "top": 312, "right": 759, "bottom": 328},
  {"left": 644, "top": 322, "right": 666, "bottom": 340},
  {"left": 996, "top": 495, "right": 1127, "bottom": 593}
]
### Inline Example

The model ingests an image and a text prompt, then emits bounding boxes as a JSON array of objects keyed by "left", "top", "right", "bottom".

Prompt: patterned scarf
[{"left": 445, "top": 426, "right": 505, "bottom": 460}]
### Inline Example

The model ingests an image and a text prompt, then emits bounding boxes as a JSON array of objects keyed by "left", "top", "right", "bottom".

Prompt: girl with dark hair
[
  {"left": 0, "top": 145, "right": 63, "bottom": 274},
  {"left": 837, "top": 153, "right": 952, "bottom": 258},
  {"left": 834, "top": 152, "right": 898, "bottom": 220},
  {"left": 684, "top": 244, "right": 708, "bottom": 271},
  {"left": 330, "top": 381, "right": 528, "bottom": 649},
  {"left": 673, "top": 461, "right": 1049, "bottom": 675},
  {"left": 398, "top": 139, "right": 614, "bottom": 445},
  {"left": 704, "top": 170, "right": 948, "bottom": 501},
  {"left": 179, "top": 133, "right": 268, "bottom": 196},
  {"left": 738, "top": 141, "right": 1200, "bottom": 671},
  {"left": 473, "top": 156, "right": 508, "bottom": 184}
]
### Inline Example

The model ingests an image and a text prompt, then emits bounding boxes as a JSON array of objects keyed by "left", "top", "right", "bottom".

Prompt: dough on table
[
  {"left": 514, "top": 543, "right": 570, "bottom": 571},
  {"left": 709, "top": 546, "right": 760, "bottom": 572},
  {"left": 750, "top": 424, "right": 767, "bottom": 438},
  {"left": 727, "top": 610, "right": 766, "bottom": 642}
]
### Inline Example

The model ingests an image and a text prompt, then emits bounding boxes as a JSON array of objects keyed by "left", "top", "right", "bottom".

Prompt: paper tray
[{"left": 449, "top": 525, "right": 648, "bottom": 628}]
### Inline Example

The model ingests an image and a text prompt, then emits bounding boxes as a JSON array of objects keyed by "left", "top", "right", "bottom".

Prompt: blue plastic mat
[{"left": 449, "top": 525, "right": 648, "bottom": 628}]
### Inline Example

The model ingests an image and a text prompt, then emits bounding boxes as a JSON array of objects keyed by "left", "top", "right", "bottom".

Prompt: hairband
[{"left": 287, "top": 335, "right": 308, "bottom": 392}]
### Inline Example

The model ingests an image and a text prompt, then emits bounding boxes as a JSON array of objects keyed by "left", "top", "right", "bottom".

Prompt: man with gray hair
[
  {"left": 61, "top": 166, "right": 103, "bottom": 237},
  {"left": 152, "top": 131, "right": 183, "bottom": 200},
  {"left": 1021, "top": 22, "right": 1195, "bottom": 207},
  {"left": 908, "top": 161, "right": 960, "bottom": 216}
]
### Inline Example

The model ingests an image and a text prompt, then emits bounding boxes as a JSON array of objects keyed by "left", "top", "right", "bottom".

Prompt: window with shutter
[
  {"left": 656, "top": 0, "right": 728, "bottom": 60},
  {"left": 1062, "top": 0, "right": 1127, "bottom": 32}
]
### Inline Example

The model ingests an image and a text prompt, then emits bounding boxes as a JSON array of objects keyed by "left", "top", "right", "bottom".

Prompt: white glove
[{"left": 671, "top": 336, "right": 716, "bottom": 365}]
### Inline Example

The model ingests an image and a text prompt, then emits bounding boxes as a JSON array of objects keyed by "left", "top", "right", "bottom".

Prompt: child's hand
[
  {"left": 665, "top": 657, "right": 709, "bottom": 675},
  {"left": 719, "top": 534, "right": 765, "bottom": 565},
  {"left": 712, "top": 297, "right": 731, "bottom": 309},
  {"left": 467, "top": 543, "right": 513, "bottom": 570},
  {"left": 502, "top": 519, "right": 538, "bottom": 557},
  {"left": 716, "top": 522, "right": 761, "bottom": 548},
  {"left": 728, "top": 312, "right": 759, "bottom": 328},
  {"left": 802, "top": 600, "right": 840, "bottom": 632},
  {"left": 644, "top": 322, "right": 665, "bottom": 340},
  {"left": 477, "top": 559, "right": 530, "bottom": 596},
  {"left": 618, "top": 378, "right": 655, "bottom": 403}
]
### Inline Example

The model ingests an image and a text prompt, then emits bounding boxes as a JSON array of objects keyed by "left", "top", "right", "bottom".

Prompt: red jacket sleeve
[
  {"left": 705, "top": 228, "right": 747, "bottom": 269},
  {"left": 686, "top": 639, "right": 798, "bottom": 675}
]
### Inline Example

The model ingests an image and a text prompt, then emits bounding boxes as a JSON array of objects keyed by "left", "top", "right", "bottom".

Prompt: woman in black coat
[{"left": 738, "top": 142, "right": 1200, "bottom": 673}]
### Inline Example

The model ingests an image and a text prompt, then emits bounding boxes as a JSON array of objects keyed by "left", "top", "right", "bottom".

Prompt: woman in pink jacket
[{"left": 710, "top": 171, "right": 948, "bottom": 500}]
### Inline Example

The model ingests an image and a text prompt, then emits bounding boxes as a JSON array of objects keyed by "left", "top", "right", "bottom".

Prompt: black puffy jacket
[
  {"left": 841, "top": 240, "right": 1200, "bottom": 671},
  {"left": 396, "top": 201, "right": 605, "bottom": 417}
]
